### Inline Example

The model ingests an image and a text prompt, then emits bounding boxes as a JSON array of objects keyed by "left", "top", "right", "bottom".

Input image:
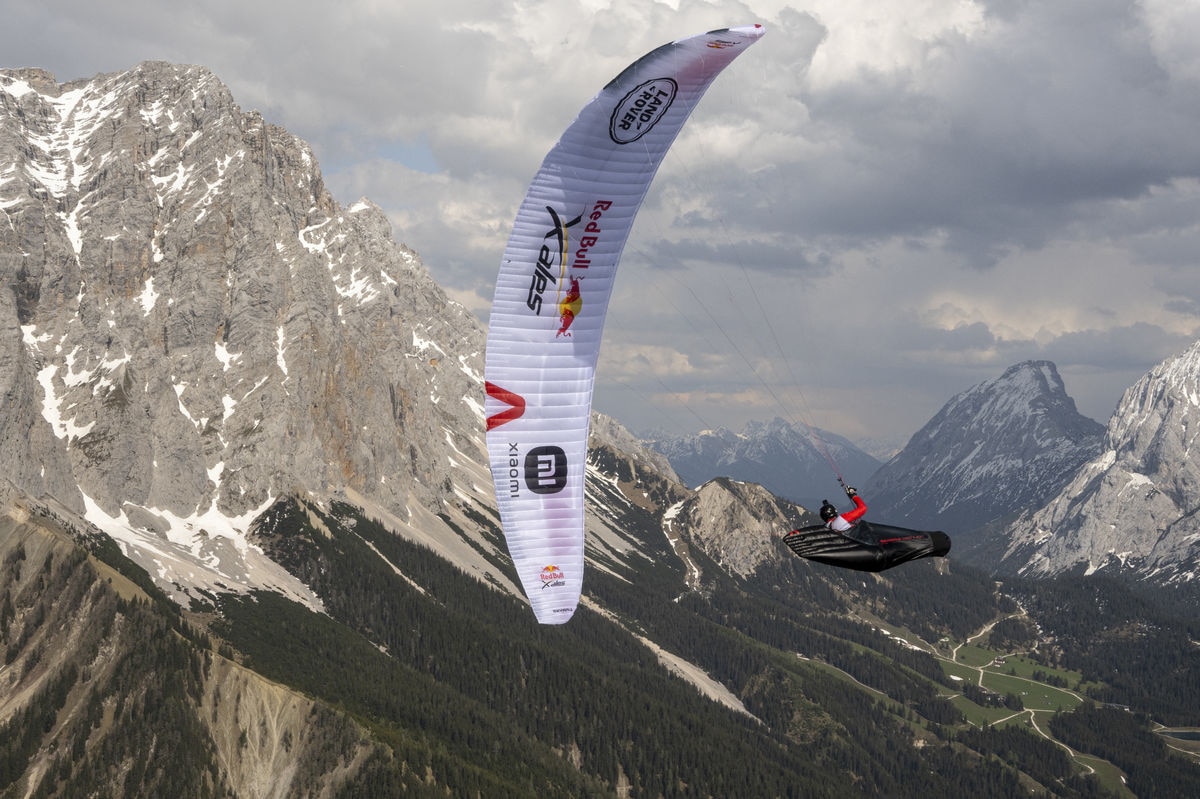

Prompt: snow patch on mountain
[{"left": 79, "top": 488, "right": 323, "bottom": 610}]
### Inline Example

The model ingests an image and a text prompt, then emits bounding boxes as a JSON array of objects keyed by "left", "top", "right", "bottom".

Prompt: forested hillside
[{"left": 5, "top": 490, "right": 1200, "bottom": 796}]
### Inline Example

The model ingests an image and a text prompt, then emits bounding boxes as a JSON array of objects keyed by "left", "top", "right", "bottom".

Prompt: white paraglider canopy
[{"left": 484, "top": 25, "right": 765, "bottom": 623}]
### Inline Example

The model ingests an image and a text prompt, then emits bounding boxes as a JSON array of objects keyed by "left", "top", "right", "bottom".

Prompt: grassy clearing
[
  {"left": 993, "top": 653, "right": 1098, "bottom": 688},
  {"left": 89, "top": 554, "right": 149, "bottom": 602},
  {"left": 940, "top": 659, "right": 979, "bottom": 685},
  {"left": 954, "top": 643, "right": 995, "bottom": 668},
  {"left": 949, "top": 695, "right": 1026, "bottom": 728},
  {"left": 982, "top": 670, "right": 1082, "bottom": 713},
  {"left": 1077, "top": 755, "right": 1135, "bottom": 798}
]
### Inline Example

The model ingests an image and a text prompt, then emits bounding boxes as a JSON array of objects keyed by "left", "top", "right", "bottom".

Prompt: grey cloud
[{"left": 1041, "top": 322, "right": 1198, "bottom": 370}]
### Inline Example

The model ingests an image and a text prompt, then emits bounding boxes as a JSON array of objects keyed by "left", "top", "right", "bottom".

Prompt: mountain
[
  {"left": 864, "top": 361, "right": 1105, "bottom": 536},
  {"left": 999, "top": 342, "right": 1200, "bottom": 600},
  {"left": 4, "top": 63, "right": 1200, "bottom": 796},
  {"left": 1, "top": 61, "right": 495, "bottom": 610},
  {"left": 645, "top": 417, "right": 882, "bottom": 511}
]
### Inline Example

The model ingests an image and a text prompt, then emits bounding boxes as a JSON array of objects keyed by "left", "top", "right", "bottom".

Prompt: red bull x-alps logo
[
  {"left": 525, "top": 205, "right": 580, "bottom": 326},
  {"left": 524, "top": 201, "right": 613, "bottom": 337},
  {"left": 540, "top": 564, "right": 567, "bottom": 589},
  {"left": 610, "top": 78, "right": 677, "bottom": 144}
]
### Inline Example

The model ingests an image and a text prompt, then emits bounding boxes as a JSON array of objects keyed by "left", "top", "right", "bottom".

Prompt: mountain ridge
[{"left": 645, "top": 416, "right": 882, "bottom": 511}]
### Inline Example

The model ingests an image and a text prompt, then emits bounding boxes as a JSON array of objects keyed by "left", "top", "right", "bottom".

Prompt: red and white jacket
[{"left": 827, "top": 495, "right": 867, "bottom": 532}]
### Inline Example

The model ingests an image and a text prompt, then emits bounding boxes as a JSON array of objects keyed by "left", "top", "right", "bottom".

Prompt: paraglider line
[{"left": 666, "top": 134, "right": 848, "bottom": 488}]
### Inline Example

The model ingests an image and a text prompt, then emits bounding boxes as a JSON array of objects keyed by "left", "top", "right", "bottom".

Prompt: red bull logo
[
  {"left": 540, "top": 564, "right": 567, "bottom": 589},
  {"left": 553, "top": 199, "right": 613, "bottom": 337},
  {"left": 556, "top": 277, "right": 582, "bottom": 337}
]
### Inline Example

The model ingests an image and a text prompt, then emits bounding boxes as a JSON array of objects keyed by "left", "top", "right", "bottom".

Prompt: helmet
[{"left": 819, "top": 501, "right": 838, "bottom": 522}]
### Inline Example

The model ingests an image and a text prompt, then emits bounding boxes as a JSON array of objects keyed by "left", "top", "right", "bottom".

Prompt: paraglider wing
[
  {"left": 484, "top": 26, "right": 765, "bottom": 624},
  {"left": 784, "top": 522, "right": 952, "bottom": 573}
]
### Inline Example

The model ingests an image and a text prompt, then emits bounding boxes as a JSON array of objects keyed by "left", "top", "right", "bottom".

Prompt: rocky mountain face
[
  {"left": 863, "top": 361, "right": 1105, "bottom": 537},
  {"left": 1, "top": 62, "right": 494, "bottom": 609},
  {"left": 0, "top": 61, "right": 793, "bottom": 795},
  {"left": 664, "top": 476, "right": 810, "bottom": 581},
  {"left": 646, "top": 417, "right": 882, "bottom": 511},
  {"left": 999, "top": 343, "right": 1200, "bottom": 595}
]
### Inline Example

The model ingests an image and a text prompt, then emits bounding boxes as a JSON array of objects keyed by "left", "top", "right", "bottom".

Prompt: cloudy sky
[{"left": 6, "top": 0, "right": 1200, "bottom": 449}]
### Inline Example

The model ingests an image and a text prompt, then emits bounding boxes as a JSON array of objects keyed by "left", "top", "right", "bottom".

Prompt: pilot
[{"left": 819, "top": 485, "right": 867, "bottom": 533}]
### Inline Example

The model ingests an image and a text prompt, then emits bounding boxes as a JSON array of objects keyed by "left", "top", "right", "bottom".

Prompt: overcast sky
[{"left": 6, "top": 0, "right": 1200, "bottom": 449}]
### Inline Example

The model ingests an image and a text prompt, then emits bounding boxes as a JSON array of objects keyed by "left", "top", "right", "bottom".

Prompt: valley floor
[{"left": 841, "top": 600, "right": 1200, "bottom": 797}]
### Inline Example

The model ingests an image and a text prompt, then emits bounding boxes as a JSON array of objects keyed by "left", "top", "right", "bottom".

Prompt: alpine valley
[{"left": 1, "top": 63, "right": 1197, "bottom": 798}]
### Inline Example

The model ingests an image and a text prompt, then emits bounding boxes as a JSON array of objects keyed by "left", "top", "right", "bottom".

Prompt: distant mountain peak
[
  {"left": 645, "top": 418, "right": 881, "bottom": 511},
  {"left": 864, "top": 360, "right": 1104, "bottom": 535}
]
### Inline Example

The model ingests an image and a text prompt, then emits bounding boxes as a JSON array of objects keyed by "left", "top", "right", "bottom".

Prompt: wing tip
[{"left": 707, "top": 23, "right": 766, "bottom": 39}]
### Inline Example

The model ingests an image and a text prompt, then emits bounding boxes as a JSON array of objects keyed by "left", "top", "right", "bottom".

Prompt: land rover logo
[{"left": 609, "top": 78, "right": 678, "bottom": 144}]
